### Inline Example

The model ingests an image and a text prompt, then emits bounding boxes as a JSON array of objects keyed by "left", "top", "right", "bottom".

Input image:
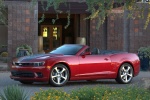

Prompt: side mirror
[{"left": 82, "top": 52, "right": 91, "bottom": 56}]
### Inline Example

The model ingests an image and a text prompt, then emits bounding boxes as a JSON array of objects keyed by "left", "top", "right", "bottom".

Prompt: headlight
[
  {"left": 34, "top": 62, "right": 45, "bottom": 67},
  {"left": 12, "top": 61, "right": 16, "bottom": 65},
  {"left": 11, "top": 61, "right": 45, "bottom": 67}
]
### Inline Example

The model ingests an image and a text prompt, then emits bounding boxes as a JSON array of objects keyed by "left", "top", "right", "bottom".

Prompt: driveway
[{"left": 0, "top": 71, "right": 150, "bottom": 99}]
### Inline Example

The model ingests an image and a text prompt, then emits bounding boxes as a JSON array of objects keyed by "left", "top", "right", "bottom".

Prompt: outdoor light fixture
[
  {"left": 53, "top": 27, "right": 58, "bottom": 40},
  {"left": 43, "top": 27, "right": 48, "bottom": 37}
]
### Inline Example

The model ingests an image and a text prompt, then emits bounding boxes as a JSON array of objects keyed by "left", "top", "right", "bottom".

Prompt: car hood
[{"left": 15, "top": 53, "right": 64, "bottom": 62}]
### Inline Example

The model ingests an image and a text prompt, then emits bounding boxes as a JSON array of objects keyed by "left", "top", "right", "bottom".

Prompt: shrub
[
  {"left": 0, "top": 85, "right": 28, "bottom": 100},
  {"left": 138, "top": 46, "right": 150, "bottom": 71},
  {"left": 70, "top": 86, "right": 112, "bottom": 100},
  {"left": 31, "top": 88, "right": 74, "bottom": 100},
  {"left": 31, "top": 86, "right": 150, "bottom": 100},
  {"left": 16, "top": 44, "right": 33, "bottom": 57},
  {"left": 0, "top": 52, "right": 8, "bottom": 57}
]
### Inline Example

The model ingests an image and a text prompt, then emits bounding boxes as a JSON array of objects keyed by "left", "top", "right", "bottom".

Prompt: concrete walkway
[{"left": 0, "top": 61, "right": 8, "bottom": 71}]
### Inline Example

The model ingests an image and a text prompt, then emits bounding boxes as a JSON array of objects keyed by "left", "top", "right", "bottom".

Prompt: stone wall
[
  {"left": 90, "top": 19, "right": 105, "bottom": 50},
  {"left": 5, "top": 1, "right": 38, "bottom": 58},
  {"left": 89, "top": 4, "right": 150, "bottom": 53},
  {"left": 80, "top": 14, "right": 87, "bottom": 37},
  {"left": 107, "top": 13, "right": 124, "bottom": 51},
  {"left": 129, "top": 7, "right": 150, "bottom": 53},
  {"left": 0, "top": 25, "right": 8, "bottom": 46}
]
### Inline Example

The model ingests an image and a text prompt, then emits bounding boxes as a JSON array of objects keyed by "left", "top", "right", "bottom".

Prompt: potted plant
[
  {"left": 16, "top": 44, "right": 33, "bottom": 57},
  {"left": 138, "top": 46, "right": 150, "bottom": 71},
  {"left": 0, "top": 52, "right": 8, "bottom": 63}
]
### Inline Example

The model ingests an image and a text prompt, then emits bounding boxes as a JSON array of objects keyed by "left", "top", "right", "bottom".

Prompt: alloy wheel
[
  {"left": 116, "top": 63, "right": 133, "bottom": 84},
  {"left": 120, "top": 64, "right": 133, "bottom": 83},
  {"left": 50, "top": 64, "right": 69, "bottom": 86}
]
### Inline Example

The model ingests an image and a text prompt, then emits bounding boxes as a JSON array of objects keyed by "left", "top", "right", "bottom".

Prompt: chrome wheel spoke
[
  {"left": 54, "top": 67, "right": 59, "bottom": 73},
  {"left": 122, "top": 66, "right": 126, "bottom": 72},
  {"left": 60, "top": 68, "right": 66, "bottom": 74},
  {"left": 121, "top": 73, "right": 126, "bottom": 78},
  {"left": 126, "top": 66, "right": 130, "bottom": 71},
  {"left": 127, "top": 73, "right": 132, "bottom": 77},
  {"left": 57, "top": 77, "right": 61, "bottom": 84},
  {"left": 61, "top": 76, "right": 67, "bottom": 80},
  {"left": 125, "top": 75, "right": 128, "bottom": 82},
  {"left": 52, "top": 75, "right": 57, "bottom": 79}
]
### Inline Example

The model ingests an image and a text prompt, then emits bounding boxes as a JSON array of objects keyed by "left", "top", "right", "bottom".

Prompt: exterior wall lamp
[{"left": 43, "top": 27, "right": 47, "bottom": 37}]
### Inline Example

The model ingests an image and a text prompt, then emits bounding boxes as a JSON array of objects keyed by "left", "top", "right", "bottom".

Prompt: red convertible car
[{"left": 10, "top": 44, "right": 140, "bottom": 87}]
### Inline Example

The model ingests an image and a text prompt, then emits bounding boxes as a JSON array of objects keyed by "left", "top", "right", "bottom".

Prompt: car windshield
[{"left": 50, "top": 45, "right": 83, "bottom": 55}]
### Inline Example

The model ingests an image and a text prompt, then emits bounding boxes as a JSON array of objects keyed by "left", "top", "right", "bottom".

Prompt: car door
[{"left": 78, "top": 54, "right": 111, "bottom": 78}]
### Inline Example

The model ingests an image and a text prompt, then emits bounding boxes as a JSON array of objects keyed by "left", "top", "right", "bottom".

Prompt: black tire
[
  {"left": 86, "top": 80, "right": 97, "bottom": 82},
  {"left": 115, "top": 63, "right": 133, "bottom": 84},
  {"left": 49, "top": 64, "right": 69, "bottom": 87},
  {"left": 20, "top": 81, "right": 33, "bottom": 84}
]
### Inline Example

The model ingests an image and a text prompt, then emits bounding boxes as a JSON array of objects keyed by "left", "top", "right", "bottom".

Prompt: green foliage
[
  {"left": 31, "top": 88, "right": 73, "bottom": 100},
  {"left": 31, "top": 86, "right": 150, "bottom": 100},
  {"left": 64, "top": 11, "right": 70, "bottom": 29},
  {"left": 0, "top": 0, "right": 149, "bottom": 29},
  {"left": 138, "top": 46, "right": 150, "bottom": 71},
  {"left": 38, "top": 14, "right": 45, "bottom": 24},
  {"left": 0, "top": 52, "right": 8, "bottom": 57},
  {"left": 0, "top": 85, "right": 28, "bottom": 100},
  {"left": 138, "top": 46, "right": 150, "bottom": 59},
  {"left": 85, "top": 0, "right": 114, "bottom": 29},
  {"left": 36, "top": 0, "right": 150, "bottom": 30},
  {"left": 70, "top": 86, "right": 112, "bottom": 100},
  {"left": 52, "top": 14, "right": 59, "bottom": 24}
]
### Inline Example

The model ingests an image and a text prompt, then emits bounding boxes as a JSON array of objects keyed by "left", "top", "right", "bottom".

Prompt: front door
[
  {"left": 78, "top": 55, "right": 111, "bottom": 79},
  {"left": 41, "top": 25, "right": 62, "bottom": 52}
]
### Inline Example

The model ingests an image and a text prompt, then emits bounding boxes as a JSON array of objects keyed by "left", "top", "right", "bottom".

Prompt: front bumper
[{"left": 10, "top": 67, "right": 50, "bottom": 82}]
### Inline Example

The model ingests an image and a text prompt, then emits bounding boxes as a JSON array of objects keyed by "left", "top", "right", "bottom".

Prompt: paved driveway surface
[{"left": 0, "top": 71, "right": 150, "bottom": 99}]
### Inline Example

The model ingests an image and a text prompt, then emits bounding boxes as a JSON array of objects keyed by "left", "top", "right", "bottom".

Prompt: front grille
[
  {"left": 13, "top": 62, "right": 45, "bottom": 67},
  {"left": 14, "top": 63, "right": 34, "bottom": 67},
  {"left": 11, "top": 71, "right": 35, "bottom": 78}
]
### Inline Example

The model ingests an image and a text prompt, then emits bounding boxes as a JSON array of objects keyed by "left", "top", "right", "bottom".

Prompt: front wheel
[
  {"left": 49, "top": 64, "right": 69, "bottom": 87},
  {"left": 115, "top": 63, "right": 133, "bottom": 84}
]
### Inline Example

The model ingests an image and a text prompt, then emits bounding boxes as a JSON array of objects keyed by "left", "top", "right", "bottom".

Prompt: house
[{"left": 0, "top": 0, "right": 150, "bottom": 59}]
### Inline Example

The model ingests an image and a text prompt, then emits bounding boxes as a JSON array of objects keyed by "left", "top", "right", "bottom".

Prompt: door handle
[{"left": 104, "top": 58, "right": 109, "bottom": 61}]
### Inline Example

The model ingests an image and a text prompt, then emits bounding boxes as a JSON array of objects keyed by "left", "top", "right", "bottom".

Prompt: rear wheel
[
  {"left": 115, "top": 63, "right": 133, "bottom": 84},
  {"left": 49, "top": 64, "right": 69, "bottom": 87},
  {"left": 20, "top": 81, "right": 33, "bottom": 84}
]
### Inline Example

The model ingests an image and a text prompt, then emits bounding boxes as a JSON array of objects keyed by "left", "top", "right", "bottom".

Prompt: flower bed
[{"left": 31, "top": 86, "right": 150, "bottom": 100}]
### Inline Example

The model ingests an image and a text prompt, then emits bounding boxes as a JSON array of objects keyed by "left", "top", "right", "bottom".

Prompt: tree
[
  {"left": 0, "top": 0, "right": 7, "bottom": 25},
  {"left": 0, "top": 0, "right": 149, "bottom": 28},
  {"left": 35, "top": 0, "right": 148, "bottom": 29}
]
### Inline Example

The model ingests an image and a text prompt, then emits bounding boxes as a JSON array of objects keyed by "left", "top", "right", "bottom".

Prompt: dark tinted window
[{"left": 50, "top": 45, "right": 83, "bottom": 55}]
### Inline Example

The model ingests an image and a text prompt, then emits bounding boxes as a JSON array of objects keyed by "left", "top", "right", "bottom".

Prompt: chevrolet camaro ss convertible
[{"left": 10, "top": 44, "right": 140, "bottom": 87}]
